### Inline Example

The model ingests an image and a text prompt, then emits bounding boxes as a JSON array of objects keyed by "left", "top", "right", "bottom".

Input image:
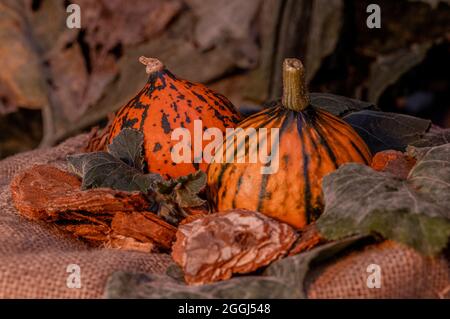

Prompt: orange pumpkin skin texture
[
  {"left": 207, "top": 59, "right": 371, "bottom": 230},
  {"left": 108, "top": 57, "right": 240, "bottom": 179}
]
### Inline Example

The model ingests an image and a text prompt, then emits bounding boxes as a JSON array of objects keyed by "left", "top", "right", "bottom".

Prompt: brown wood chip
[
  {"left": 111, "top": 212, "right": 177, "bottom": 250},
  {"left": 172, "top": 209, "right": 298, "bottom": 285},
  {"left": 10, "top": 165, "right": 149, "bottom": 220}
]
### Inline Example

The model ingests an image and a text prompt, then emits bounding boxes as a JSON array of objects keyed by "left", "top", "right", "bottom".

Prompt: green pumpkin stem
[{"left": 282, "top": 58, "right": 309, "bottom": 112}]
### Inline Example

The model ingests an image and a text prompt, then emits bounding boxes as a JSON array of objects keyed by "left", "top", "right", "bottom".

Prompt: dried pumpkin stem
[
  {"left": 282, "top": 58, "right": 310, "bottom": 112},
  {"left": 139, "top": 56, "right": 164, "bottom": 74}
]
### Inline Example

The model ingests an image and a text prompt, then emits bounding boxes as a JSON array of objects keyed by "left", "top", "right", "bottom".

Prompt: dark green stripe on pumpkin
[
  {"left": 219, "top": 166, "right": 237, "bottom": 203},
  {"left": 296, "top": 111, "right": 313, "bottom": 225},
  {"left": 311, "top": 121, "right": 338, "bottom": 169},
  {"left": 256, "top": 173, "right": 269, "bottom": 212},
  {"left": 215, "top": 163, "right": 230, "bottom": 200},
  {"left": 232, "top": 174, "right": 243, "bottom": 208},
  {"left": 304, "top": 121, "right": 322, "bottom": 169},
  {"left": 224, "top": 107, "right": 282, "bottom": 156},
  {"left": 255, "top": 110, "right": 290, "bottom": 213},
  {"left": 350, "top": 140, "right": 369, "bottom": 164},
  {"left": 241, "top": 105, "right": 281, "bottom": 124}
]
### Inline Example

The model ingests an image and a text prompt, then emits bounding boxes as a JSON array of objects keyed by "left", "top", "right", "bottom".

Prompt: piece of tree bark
[
  {"left": 106, "top": 234, "right": 156, "bottom": 253},
  {"left": 172, "top": 209, "right": 298, "bottom": 285},
  {"left": 62, "top": 223, "right": 110, "bottom": 244},
  {"left": 10, "top": 164, "right": 178, "bottom": 251},
  {"left": 10, "top": 165, "right": 150, "bottom": 221},
  {"left": 111, "top": 211, "right": 177, "bottom": 250}
]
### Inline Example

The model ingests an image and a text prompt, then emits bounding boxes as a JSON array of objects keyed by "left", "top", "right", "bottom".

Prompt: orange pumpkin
[
  {"left": 108, "top": 57, "right": 240, "bottom": 178},
  {"left": 207, "top": 58, "right": 372, "bottom": 229}
]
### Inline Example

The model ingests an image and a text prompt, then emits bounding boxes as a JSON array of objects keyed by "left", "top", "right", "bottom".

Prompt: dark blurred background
[{"left": 0, "top": 0, "right": 449, "bottom": 159}]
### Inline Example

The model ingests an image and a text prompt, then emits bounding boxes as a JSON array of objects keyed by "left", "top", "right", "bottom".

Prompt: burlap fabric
[
  {"left": 0, "top": 134, "right": 172, "bottom": 298},
  {"left": 0, "top": 134, "right": 448, "bottom": 298},
  {"left": 306, "top": 241, "right": 449, "bottom": 298}
]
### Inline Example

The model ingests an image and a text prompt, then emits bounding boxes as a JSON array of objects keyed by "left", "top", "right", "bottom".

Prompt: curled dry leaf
[
  {"left": 75, "top": 0, "right": 183, "bottom": 49},
  {"left": 371, "top": 150, "right": 416, "bottom": 179},
  {"left": 171, "top": 209, "right": 298, "bottom": 285},
  {"left": 10, "top": 165, "right": 149, "bottom": 221}
]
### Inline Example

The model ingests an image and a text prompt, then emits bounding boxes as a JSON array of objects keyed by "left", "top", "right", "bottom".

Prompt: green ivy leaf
[
  {"left": 154, "top": 171, "right": 207, "bottom": 224},
  {"left": 107, "top": 128, "right": 145, "bottom": 171},
  {"left": 317, "top": 143, "right": 450, "bottom": 255},
  {"left": 310, "top": 93, "right": 378, "bottom": 117},
  {"left": 67, "top": 128, "right": 207, "bottom": 225},
  {"left": 158, "top": 170, "right": 207, "bottom": 208},
  {"left": 343, "top": 110, "right": 431, "bottom": 154},
  {"left": 67, "top": 151, "right": 161, "bottom": 193},
  {"left": 409, "top": 127, "right": 450, "bottom": 148},
  {"left": 104, "top": 272, "right": 293, "bottom": 299},
  {"left": 104, "top": 236, "right": 368, "bottom": 299},
  {"left": 262, "top": 235, "right": 368, "bottom": 298}
]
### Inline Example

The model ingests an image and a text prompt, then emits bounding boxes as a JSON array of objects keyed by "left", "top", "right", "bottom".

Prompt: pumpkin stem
[
  {"left": 139, "top": 56, "right": 164, "bottom": 74},
  {"left": 282, "top": 58, "right": 309, "bottom": 112}
]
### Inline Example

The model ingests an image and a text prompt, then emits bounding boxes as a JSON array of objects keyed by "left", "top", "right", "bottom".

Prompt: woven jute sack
[
  {"left": 0, "top": 134, "right": 448, "bottom": 298},
  {"left": 306, "top": 241, "right": 449, "bottom": 299},
  {"left": 0, "top": 134, "right": 172, "bottom": 298}
]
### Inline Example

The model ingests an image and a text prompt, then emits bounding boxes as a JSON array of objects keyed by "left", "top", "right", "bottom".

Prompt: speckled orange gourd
[{"left": 108, "top": 57, "right": 240, "bottom": 178}]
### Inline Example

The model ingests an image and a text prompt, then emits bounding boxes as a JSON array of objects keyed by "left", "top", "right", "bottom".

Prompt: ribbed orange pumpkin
[
  {"left": 108, "top": 57, "right": 240, "bottom": 178},
  {"left": 207, "top": 58, "right": 372, "bottom": 229}
]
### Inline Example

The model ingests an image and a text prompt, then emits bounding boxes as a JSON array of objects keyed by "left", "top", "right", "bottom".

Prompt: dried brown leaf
[
  {"left": 0, "top": 0, "right": 49, "bottom": 114},
  {"left": 171, "top": 209, "right": 298, "bottom": 285},
  {"left": 75, "top": 0, "right": 182, "bottom": 49},
  {"left": 187, "top": 0, "right": 260, "bottom": 55},
  {"left": 47, "top": 43, "right": 89, "bottom": 120}
]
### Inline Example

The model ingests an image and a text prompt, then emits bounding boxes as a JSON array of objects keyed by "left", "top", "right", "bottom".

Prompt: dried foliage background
[{"left": 0, "top": 0, "right": 449, "bottom": 158}]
